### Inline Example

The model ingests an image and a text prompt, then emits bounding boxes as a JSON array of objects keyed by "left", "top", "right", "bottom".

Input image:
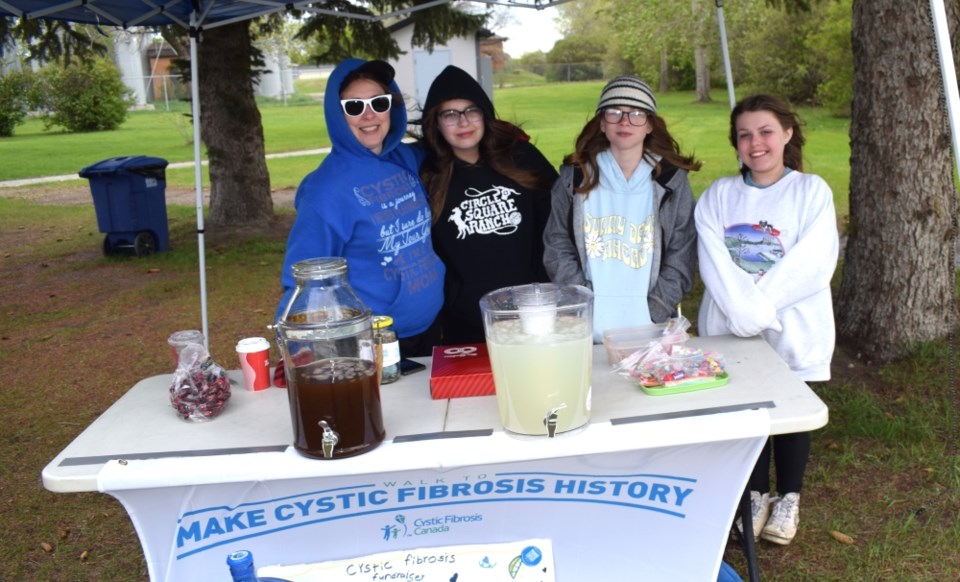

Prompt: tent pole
[
  {"left": 930, "top": 0, "right": 960, "bottom": 179},
  {"left": 189, "top": 14, "right": 210, "bottom": 350},
  {"left": 929, "top": 0, "right": 960, "bottom": 491},
  {"left": 716, "top": 0, "right": 736, "bottom": 110}
]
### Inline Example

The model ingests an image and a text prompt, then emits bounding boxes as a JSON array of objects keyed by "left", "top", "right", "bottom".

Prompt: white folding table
[{"left": 43, "top": 335, "right": 826, "bottom": 581}]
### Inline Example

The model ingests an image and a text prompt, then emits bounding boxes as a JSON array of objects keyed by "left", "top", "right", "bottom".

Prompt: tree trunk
[
  {"left": 950, "top": 0, "right": 960, "bottom": 85},
  {"left": 198, "top": 22, "right": 273, "bottom": 226},
  {"left": 659, "top": 48, "right": 669, "bottom": 93},
  {"left": 837, "top": 0, "right": 957, "bottom": 361},
  {"left": 694, "top": 44, "right": 711, "bottom": 103}
]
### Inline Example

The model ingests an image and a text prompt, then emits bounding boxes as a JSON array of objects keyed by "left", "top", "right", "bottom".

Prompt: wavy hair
[
  {"left": 419, "top": 107, "right": 555, "bottom": 223},
  {"left": 729, "top": 94, "right": 805, "bottom": 173},
  {"left": 563, "top": 113, "right": 701, "bottom": 195}
]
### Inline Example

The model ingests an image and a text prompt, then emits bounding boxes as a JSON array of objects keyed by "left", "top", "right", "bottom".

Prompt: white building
[{"left": 387, "top": 18, "right": 493, "bottom": 113}]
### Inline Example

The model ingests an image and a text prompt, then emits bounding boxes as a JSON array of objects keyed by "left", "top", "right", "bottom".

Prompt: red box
[{"left": 429, "top": 343, "right": 495, "bottom": 400}]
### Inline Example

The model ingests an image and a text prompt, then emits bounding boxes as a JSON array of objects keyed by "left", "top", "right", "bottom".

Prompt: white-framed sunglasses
[{"left": 340, "top": 94, "right": 392, "bottom": 117}]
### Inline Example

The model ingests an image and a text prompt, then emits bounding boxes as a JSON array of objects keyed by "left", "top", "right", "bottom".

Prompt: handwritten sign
[{"left": 257, "top": 539, "right": 556, "bottom": 582}]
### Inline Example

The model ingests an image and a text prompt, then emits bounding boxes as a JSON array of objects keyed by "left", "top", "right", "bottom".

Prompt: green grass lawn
[
  {"left": 0, "top": 83, "right": 851, "bottom": 223},
  {"left": 293, "top": 75, "right": 329, "bottom": 95}
]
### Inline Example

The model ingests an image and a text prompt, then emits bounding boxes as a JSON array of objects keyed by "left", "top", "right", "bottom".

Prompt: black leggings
[{"left": 748, "top": 431, "right": 810, "bottom": 495}]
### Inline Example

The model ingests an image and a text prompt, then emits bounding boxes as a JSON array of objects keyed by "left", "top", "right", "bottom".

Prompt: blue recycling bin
[{"left": 79, "top": 155, "right": 170, "bottom": 256}]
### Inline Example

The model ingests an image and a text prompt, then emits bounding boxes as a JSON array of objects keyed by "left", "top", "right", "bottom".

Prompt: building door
[{"left": 413, "top": 49, "right": 451, "bottom": 109}]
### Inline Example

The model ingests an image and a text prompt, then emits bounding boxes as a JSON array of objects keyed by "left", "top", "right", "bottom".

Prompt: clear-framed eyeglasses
[
  {"left": 603, "top": 108, "right": 649, "bottom": 126},
  {"left": 439, "top": 106, "right": 483, "bottom": 127}
]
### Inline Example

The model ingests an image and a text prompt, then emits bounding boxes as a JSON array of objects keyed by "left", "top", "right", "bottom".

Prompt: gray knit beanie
[{"left": 596, "top": 76, "right": 657, "bottom": 115}]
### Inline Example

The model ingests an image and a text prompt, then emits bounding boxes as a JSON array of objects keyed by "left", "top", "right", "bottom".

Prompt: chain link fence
[{"left": 493, "top": 62, "right": 607, "bottom": 88}]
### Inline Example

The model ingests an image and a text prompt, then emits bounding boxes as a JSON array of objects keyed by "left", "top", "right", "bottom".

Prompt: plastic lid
[
  {"left": 291, "top": 257, "right": 347, "bottom": 279},
  {"left": 226, "top": 549, "right": 253, "bottom": 568},
  {"left": 372, "top": 315, "right": 394, "bottom": 329},
  {"left": 479, "top": 283, "right": 593, "bottom": 315},
  {"left": 236, "top": 337, "right": 270, "bottom": 352},
  {"left": 167, "top": 329, "right": 205, "bottom": 347},
  {"left": 79, "top": 155, "right": 169, "bottom": 176}
]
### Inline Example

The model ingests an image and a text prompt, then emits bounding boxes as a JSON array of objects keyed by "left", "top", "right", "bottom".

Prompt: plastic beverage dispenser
[
  {"left": 480, "top": 283, "right": 594, "bottom": 437},
  {"left": 275, "top": 257, "right": 385, "bottom": 459}
]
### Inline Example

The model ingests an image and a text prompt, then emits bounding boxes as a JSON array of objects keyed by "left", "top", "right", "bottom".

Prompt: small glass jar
[{"left": 373, "top": 315, "right": 400, "bottom": 385}]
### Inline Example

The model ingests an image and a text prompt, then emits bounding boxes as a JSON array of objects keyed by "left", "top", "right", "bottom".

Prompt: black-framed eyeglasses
[
  {"left": 438, "top": 106, "right": 483, "bottom": 127},
  {"left": 603, "top": 108, "right": 649, "bottom": 126},
  {"left": 340, "top": 94, "right": 392, "bottom": 117}
]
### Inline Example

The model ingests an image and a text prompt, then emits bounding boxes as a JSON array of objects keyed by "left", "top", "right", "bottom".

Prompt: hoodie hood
[
  {"left": 325, "top": 57, "right": 409, "bottom": 160},
  {"left": 423, "top": 65, "right": 495, "bottom": 119}
]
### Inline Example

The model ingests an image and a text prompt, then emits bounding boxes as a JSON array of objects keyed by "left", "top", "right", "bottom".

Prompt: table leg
[{"left": 737, "top": 487, "right": 761, "bottom": 582}]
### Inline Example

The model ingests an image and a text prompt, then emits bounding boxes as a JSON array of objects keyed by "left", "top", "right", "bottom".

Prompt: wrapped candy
[
  {"left": 611, "top": 319, "right": 727, "bottom": 390},
  {"left": 169, "top": 343, "right": 231, "bottom": 421}
]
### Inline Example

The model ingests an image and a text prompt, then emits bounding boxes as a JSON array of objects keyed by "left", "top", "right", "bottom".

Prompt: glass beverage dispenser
[
  {"left": 480, "top": 283, "right": 594, "bottom": 437},
  {"left": 276, "top": 257, "right": 385, "bottom": 459}
]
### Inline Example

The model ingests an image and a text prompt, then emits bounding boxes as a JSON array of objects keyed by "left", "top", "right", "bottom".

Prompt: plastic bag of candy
[
  {"left": 169, "top": 343, "right": 231, "bottom": 421},
  {"left": 612, "top": 331, "right": 726, "bottom": 388}
]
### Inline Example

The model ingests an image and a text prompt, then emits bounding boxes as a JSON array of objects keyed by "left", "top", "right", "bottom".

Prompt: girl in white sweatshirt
[{"left": 695, "top": 94, "right": 839, "bottom": 546}]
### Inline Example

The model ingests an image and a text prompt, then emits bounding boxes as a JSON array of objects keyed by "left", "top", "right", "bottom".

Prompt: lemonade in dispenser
[{"left": 480, "top": 283, "right": 594, "bottom": 437}]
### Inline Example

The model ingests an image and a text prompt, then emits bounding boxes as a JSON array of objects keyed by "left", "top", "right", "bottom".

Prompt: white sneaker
[
  {"left": 736, "top": 491, "right": 772, "bottom": 541},
  {"left": 761, "top": 492, "right": 800, "bottom": 545}
]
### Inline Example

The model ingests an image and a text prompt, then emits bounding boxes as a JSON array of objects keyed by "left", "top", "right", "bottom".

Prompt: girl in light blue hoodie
[{"left": 543, "top": 76, "right": 701, "bottom": 342}]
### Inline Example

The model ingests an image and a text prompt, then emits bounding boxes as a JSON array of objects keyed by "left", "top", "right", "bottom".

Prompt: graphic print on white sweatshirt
[
  {"left": 447, "top": 185, "right": 522, "bottom": 240},
  {"left": 725, "top": 221, "right": 785, "bottom": 279}
]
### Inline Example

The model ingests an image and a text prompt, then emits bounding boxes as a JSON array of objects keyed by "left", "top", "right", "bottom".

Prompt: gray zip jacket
[{"left": 543, "top": 158, "right": 697, "bottom": 323}]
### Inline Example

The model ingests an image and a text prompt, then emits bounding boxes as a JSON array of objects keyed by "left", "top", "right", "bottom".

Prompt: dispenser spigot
[
  {"left": 318, "top": 420, "right": 339, "bottom": 458},
  {"left": 543, "top": 404, "right": 567, "bottom": 438}
]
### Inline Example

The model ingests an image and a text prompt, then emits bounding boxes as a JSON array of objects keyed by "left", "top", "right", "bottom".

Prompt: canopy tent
[{"left": 1, "top": 0, "right": 958, "bottom": 350}]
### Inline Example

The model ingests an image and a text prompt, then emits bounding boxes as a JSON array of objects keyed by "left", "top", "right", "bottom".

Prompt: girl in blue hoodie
[{"left": 277, "top": 58, "right": 444, "bottom": 356}]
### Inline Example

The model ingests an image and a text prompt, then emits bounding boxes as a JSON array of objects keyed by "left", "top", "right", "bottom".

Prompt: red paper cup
[{"left": 236, "top": 337, "right": 271, "bottom": 391}]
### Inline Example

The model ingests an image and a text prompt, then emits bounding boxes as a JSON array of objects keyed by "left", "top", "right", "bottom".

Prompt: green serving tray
[{"left": 639, "top": 372, "right": 730, "bottom": 396}]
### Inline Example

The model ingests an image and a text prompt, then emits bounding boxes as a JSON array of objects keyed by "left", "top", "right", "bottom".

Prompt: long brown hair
[
  {"left": 420, "top": 108, "right": 555, "bottom": 222},
  {"left": 730, "top": 94, "right": 805, "bottom": 173},
  {"left": 563, "top": 113, "right": 701, "bottom": 195}
]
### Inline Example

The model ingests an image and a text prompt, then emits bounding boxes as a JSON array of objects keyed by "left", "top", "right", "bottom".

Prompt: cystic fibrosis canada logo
[
  {"left": 381, "top": 512, "right": 483, "bottom": 541},
  {"left": 382, "top": 514, "right": 409, "bottom": 540}
]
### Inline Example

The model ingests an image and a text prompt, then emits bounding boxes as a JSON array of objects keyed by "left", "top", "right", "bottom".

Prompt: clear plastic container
[
  {"left": 480, "top": 283, "right": 594, "bottom": 437},
  {"left": 602, "top": 323, "right": 668, "bottom": 365}
]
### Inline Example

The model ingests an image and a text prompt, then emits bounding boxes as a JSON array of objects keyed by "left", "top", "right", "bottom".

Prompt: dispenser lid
[
  {"left": 291, "top": 256, "right": 347, "bottom": 279},
  {"left": 479, "top": 283, "right": 593, "bottom": 315}
]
